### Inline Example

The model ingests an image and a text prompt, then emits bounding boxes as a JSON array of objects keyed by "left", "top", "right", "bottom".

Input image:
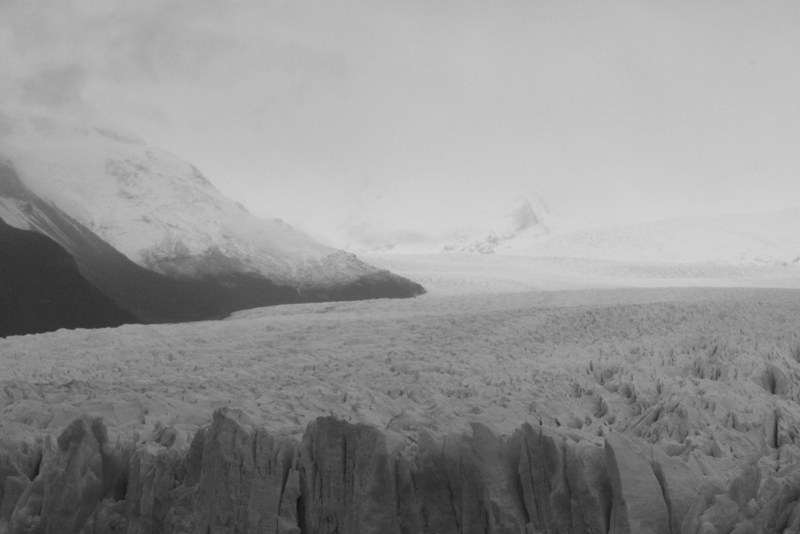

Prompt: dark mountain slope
[{"left": 0, "top": 218, "right": 138, "bottom": 337}]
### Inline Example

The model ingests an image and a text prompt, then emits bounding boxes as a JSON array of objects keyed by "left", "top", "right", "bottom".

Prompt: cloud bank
[{"left": 1, "top": 1, "right": 799, "bottom": 233}]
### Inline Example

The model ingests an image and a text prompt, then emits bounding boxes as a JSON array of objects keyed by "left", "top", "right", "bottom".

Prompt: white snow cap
[{"left": 0, "top": 113, "right": 357, "bottom": 283}]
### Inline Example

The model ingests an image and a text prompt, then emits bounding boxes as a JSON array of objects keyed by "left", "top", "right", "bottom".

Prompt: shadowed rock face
[
  {"left": 0, "top": 217, "right": 138, "bottom": 337},
  {"left": 300, "top": 270, "right": 425, "bottom": 302},
  {"left": 3, "top": 409, "right": 800, "bottom": 534}
]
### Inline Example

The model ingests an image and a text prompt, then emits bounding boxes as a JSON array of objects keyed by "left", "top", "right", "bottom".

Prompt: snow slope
[{"left": 0, "top": 113, "right": 401, "bottom": 287}]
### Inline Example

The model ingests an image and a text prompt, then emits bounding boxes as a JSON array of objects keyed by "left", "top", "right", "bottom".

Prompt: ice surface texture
[{"left": 3, "top": 288, "right": 800, "bottom": 531}]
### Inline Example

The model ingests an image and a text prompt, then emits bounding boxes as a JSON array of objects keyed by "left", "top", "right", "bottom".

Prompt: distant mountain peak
[
  {"left": 511, "top": 198, "right": 538, "bottom": 233},
  {"left": 440, "top": 195, "right": 551, "bottom": 254},
  {"left": 310, "top": 188, "right": 553, "bottom": 254}
]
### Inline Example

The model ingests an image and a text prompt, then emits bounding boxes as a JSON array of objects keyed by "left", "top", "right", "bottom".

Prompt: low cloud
[
  {"left": 1, "top": 1, "right": 799, "bottom": 226},
  {"left": 19, "top": 64, "right": 88, "bottom": 110},
  {"left": 0, "top": 1, "right": 239, "bottom": 117}
]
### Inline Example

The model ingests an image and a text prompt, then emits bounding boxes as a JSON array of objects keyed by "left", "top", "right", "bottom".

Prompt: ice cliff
[{"left": 2, "top": 407, "right": 800, "bottom": 534}]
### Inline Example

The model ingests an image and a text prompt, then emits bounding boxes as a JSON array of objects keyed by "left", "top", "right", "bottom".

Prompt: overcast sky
[{"left": 1, "top": 1, "right": 799, "bottom": 232}]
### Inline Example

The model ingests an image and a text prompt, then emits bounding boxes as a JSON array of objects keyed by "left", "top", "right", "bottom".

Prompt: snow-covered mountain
[
  {"left": 312, "top": 187, "right": 556, "bottom": 254},
  {"left": 0, "top": 114, "right": 423, "bottom": 331},
  {"left": 440, "top": 196, "right": 552, "bottom": 254},
  {"left": 0, "top": 114, "right": 383, "bottom": 284}
]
